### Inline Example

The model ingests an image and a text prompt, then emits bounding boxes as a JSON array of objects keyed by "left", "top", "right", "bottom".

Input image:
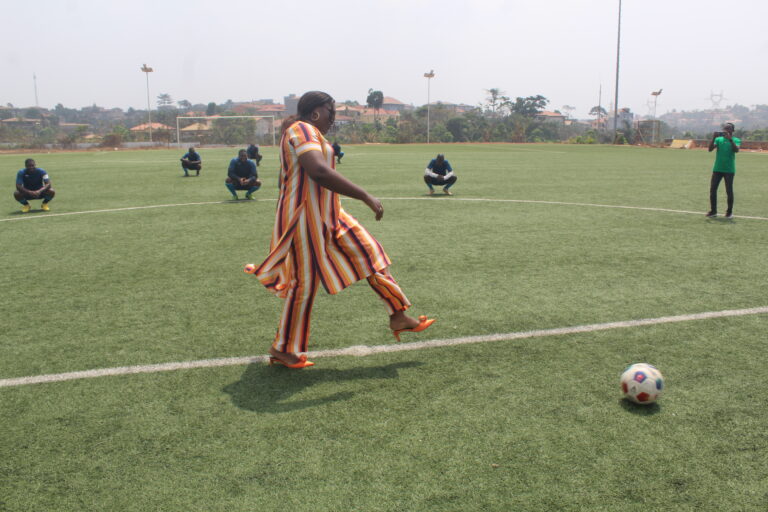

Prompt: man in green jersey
[{"left": 706, "top": 122, "right": 740, "bottom": 218}]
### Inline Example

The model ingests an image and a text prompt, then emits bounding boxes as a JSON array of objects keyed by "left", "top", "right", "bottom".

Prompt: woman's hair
[{"left": 281, "top": 91, "right": 335, "bottom": 132}]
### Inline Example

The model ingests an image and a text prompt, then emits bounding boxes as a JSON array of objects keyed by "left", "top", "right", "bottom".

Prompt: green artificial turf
[{"left": 1, "top": 144, "right": 767, "bottom": 511}]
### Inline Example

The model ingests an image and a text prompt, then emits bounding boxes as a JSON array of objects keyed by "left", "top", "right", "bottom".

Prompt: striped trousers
[{"left": 272, "top": 221, "right": 410, "bottom": 354}]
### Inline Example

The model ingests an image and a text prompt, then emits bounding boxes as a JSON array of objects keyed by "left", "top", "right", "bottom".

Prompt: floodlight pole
[
  {"left": 424, "top": 70, "right": 434, "bottom": 144},
  {"left": 33, "top": 73, "right": 39, "bottom": 107},
  {"left": 141, "top": 64, "right": 154, "bottom": 143},
  {"left": 651, "top": 89, "right": 662, "bottom": 145},
  {"left": 612, "top": 0, "right": 622, "bottom": 143},
  {"left": 598, "top": 83, "right": 603, "bottom": 130}
]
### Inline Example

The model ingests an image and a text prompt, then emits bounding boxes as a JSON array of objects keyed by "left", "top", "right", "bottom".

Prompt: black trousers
[
  {"left": 424, "top": 175, "right": 457, "bottom": 188},
  {"left": 709, "top": 172, "right": 734, "bottom": 214}
]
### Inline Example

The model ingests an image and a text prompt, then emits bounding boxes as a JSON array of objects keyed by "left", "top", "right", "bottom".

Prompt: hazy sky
[{"left": 2, "top": 0, "right": 766, "bottom": 119}]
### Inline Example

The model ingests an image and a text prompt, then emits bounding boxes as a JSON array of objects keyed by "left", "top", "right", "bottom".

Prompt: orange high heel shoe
[
  {"left": 392, "top": 315, "right": 435, "bottom": 342},
  {"left": 268, "top": 354, "right": 315, "bottom": 369}
]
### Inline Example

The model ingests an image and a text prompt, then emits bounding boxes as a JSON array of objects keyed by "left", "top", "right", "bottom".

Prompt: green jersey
[{"left": 712, "top": 136, "right": 741, "bottom": 174}]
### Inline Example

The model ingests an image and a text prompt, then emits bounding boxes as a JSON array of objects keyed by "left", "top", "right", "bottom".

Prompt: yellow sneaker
[
  {"left": 41, "top": 203, "right": 50, "bottom": 212},
  {"left": 21, "top": 204, "right": 31, "bottom": 213}
]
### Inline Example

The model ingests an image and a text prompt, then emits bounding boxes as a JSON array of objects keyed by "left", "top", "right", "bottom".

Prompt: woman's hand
[{"left": 365, "top": 194, "right": 384, "bottom": 221}]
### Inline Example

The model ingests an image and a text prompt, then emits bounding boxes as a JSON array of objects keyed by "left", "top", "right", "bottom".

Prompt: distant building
[
  {"left": 334, "top": 104, "right": 401, "bottom": 123},
  {"left": 0, "top": 105, "right": 17, "bottom": 119},
  {"left": 230, "top": 103, "right": 286, "bottom": 117},
  {"left": 253, "top": 104, "right": 286, "bottom": 117},
  {"left": 382, "top": 96, "right": 407, "bottom": 112},
  {"left": 534, "top": 111, "right": 567, "bottom": 124},
  {"left": 179, "top": 122, "right": 211, "bottom": 143},
  {"left": 130, "top": 122, "right": 174, "bottom": 135},
  {"left": 427, "top": 101, "right": 477, "bottom": 114},
  {"left": 1, "top": 117, "right": 42, "bottom": 129},
  {"left": 58, "top": 122, "right": 91, "bottom": 133},
  {"left": 284, "top": 94, "right": 299, "bottom": 116},
  {"left": 179, "top": 121, "right": 211, "bottom": 132}
]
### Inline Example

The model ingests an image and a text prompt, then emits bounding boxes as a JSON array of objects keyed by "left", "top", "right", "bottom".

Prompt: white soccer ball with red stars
[{"left": 620, "top": 363, "right": 664, "bottom": 404}]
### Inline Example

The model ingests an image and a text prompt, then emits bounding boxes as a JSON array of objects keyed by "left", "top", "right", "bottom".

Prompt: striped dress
[{"left": 255, "top": 121, "right": 391, "bottom": 297}]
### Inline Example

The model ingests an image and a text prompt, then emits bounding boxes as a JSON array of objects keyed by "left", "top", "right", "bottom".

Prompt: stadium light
[
  {"left": 141, "top": 64, "right": 154, "bottom": 143},
  {"left": 651, "top": 89, "right": 663, "bottom": 145},
  {"left": 33, "top": 73, "right": 39, "bottom": 107},
  {"left": 612, "top": 0, "right": 622, "bottom": 143},
  {"left": 424, "top": 70, "right": 434, "bottom": 144}
]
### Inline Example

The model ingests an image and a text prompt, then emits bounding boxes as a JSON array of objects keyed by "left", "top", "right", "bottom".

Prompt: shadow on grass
[
  {"left": 7, "top": 209, "right": 47, "bottom": 216},
  {"left": 225, "top": 198, "right": 258, "bottom": 203},
  {"left": 619, "top": 398, "right": 661, "bottom": 415},
  {"left": 223, "top": 360, "right": 423, "bottom": 414}
]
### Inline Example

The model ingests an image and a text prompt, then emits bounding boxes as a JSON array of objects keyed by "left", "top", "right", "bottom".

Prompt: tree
[
  {"left": 509, "top": 95, "right": 549, "bottom": 117},
  {"left": 154, "top": 107, "right": 179, "bottom": 128},
  {"left": 59, "top": 125, "right": 89, "bottom": 148},
  {"left": 206, "top": 102, "right": 217, "bottom": 116},
  {"left": 446, "top": 117, "right": 469, "bottom": 142},
  {"left": 366, "top": 89, "right": 384, "bottom": 122},
  {"left": 157, "top": 93, "right": 174, "bottom": 109},
  {"left": 210, "top": 116, "right": 256, "bottom": 145},
  {"left": 101, "top": 125, "right": 130, "bottom": 147},
  {"left": 177, "top": 99, "right": 192, "bottom": 111},
  {"left": 484, "top": 88, "right": 509, "bottom": 118},
  {"left": 588, "top": 106, "right": 608, "bottom": 131},
  {"left": 153, "top": 129, "right": 173, "bottom": 145},
  {"left": 24, "top": 108, "right": 44, "bottom": 119},
  {"left": 589, "top": 106, "right": 607, "bottom": 117}
]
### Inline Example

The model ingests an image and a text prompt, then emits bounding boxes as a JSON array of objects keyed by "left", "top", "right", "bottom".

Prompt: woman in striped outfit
[{"left": 254, "top": 91, "right": 434, "bottom": 368}]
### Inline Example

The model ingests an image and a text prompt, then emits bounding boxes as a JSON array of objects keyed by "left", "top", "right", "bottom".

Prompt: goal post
[{"left": 176, "top": 115, "right": 277, "bottom": 148}]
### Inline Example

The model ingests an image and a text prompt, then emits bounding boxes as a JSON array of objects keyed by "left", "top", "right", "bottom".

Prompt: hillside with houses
[{"left": 2, "top": 92, "right": 768, "bottom": 149}]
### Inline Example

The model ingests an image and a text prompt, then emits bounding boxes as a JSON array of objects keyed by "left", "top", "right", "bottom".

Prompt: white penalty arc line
[
  {"left": 3, "top": 196, "right": 768, "bottom": 223},
  {"left": 2, "top": 306, "right": 767, "bottom": 388}
]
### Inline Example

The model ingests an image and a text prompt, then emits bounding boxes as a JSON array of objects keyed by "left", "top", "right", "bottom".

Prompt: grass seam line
[{"left": 2, "top": 306, "right": 766, "bottom": 388}]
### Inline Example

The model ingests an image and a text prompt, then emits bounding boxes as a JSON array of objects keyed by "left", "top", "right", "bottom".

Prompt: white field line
[
  {"left": 2, "top": 306, "right": 766, "bottom": 388},
  {"left": 0, "top": 200, "right": 242, "bottom": 222},
  {"left": 385, "top": 197, "right": 768, "bottom": 220},
  {"left": 4, "top": 197, "right": 768, "bottom": 223}
]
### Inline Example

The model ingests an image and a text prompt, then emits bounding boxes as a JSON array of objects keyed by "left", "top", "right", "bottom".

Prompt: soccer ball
[
  {"left": 620, "top": 363, "right": 664, "bottom": 404},
  {"left": 243, "top": 263, "right": 256, "bottom": 275}
]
